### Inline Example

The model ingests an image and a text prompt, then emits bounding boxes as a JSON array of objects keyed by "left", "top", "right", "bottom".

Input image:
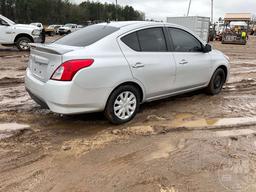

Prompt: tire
[
  {"left": 104, "top": 85, "right": 141, "bottom": 124},
  {"left": 16, "top": 37, "right": 32, "bottom": 51},
  {"left": 205, "top": 68, "right": 226, "bottom": 95}
]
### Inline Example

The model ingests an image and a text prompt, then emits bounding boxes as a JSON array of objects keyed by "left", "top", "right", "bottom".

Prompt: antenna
[{"left": 187, "top": 0, "right": 192, "bottom": 16}]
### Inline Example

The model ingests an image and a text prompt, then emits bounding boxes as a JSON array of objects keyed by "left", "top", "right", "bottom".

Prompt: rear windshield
[{"left": 54, "top": 24, "right": 119, "bottom": 47}]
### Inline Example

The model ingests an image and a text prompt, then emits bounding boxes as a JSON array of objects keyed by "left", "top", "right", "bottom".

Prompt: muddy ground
[{"left": 1, "top": 36, "right": 256, "bottom": 192}]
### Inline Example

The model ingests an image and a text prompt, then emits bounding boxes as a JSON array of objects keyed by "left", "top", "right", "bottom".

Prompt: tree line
[{"left": 0, "top": 0, "right": 145, "bottom": 25}]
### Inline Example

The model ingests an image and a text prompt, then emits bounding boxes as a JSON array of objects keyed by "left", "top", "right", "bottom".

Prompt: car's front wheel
[
  {"left": 16, "top": 37, "right": 32, "bottom": 51},
  {"left": 104, "top": 85, "right": 140, "bottom": 124},
  {"left": 206, "top": 68, "right": 226, "bottom": 95}
]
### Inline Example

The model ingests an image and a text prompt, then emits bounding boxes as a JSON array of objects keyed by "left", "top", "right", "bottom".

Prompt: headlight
[{"left": 32, "top": 29, "right": 41, "bottom": 36}]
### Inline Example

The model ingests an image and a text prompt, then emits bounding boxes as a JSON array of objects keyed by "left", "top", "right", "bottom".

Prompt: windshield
[
  {"left": 0, "top": 15, "right": 15, "bottom": 25},
  {"left": 54, "top": 24, "right": 119, "bottom": 47}
]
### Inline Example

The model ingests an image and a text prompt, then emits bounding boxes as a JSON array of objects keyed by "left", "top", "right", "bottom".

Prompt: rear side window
[
  {"left": 55, "top": 24, "right": 119, "bottom": 47},
  {"left": 168, "top": 28, "right": 202, "bottom": 52},
  {"left": 121, "top": 32, "right": 140, "bottom": 51},
  {"left": 137, "top": 28, "right": 167, "bottom": 52},
  {"left": 121, "top": 27, "right": 167, "bottom": 52}
]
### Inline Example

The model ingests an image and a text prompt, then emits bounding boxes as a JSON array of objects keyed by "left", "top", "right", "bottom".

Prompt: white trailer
[{"left": 166, "top": 16, "right": 210, "bottom": 42}]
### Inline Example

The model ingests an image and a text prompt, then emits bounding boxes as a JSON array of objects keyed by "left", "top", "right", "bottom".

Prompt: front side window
[
  {"left": 137, "top": 28, "right": 167, "bottom": 52},
  {"left": 0, "top": 16, "right": 14, "bottom": 25},
  {"left": 168, "top": 28, "right": 202, "bottom": 52},
  {"left": 0, "top": 19, "right": 8, "bottom": 26}
]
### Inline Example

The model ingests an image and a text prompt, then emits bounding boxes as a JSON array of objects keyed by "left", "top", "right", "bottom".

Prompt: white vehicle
[
  {"left": 30, "top": 22, "right": 44, "bottom": 30},
  {"left": 25, "top": 21, "right": 230, "bottom": 124},
  {"left": 58, "top": 24, "right": 78, "bottom": 35},
  {"left": 0, "top": 15, "right": 43, "bottom": 51},
  {"left": 77, "top": 25, "right": 84, "bottom": 29},
  {"left": 46, "top": 25, "right": 62, "bottom": 36}
]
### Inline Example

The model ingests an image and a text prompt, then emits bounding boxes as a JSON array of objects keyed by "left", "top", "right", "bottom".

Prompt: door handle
[
  {"left": 179, "top": 59, "right": 188, "bottom": 65},
  {"left": 132, "top": 62, "right": 145, "bottom": 68}
]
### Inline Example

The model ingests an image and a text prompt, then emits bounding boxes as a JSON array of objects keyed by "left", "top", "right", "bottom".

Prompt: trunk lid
[{"left": 28, "top": 43, "right": 81, "bottom": 82}]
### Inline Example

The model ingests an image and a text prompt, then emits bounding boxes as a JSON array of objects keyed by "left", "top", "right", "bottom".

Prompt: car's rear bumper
[{"left": 25, "top": 69, "right": 110, "bottom": 114}]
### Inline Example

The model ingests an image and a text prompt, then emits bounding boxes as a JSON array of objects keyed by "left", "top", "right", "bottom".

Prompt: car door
[
  {"left": 0, "top": 18, "right": 9, "bottom": 43},
  {"left": 168, "top": 27, "right": 212, "bottom": 90},
  {"left": 119, "top": 27, "right": 176, "bottom": 99}
]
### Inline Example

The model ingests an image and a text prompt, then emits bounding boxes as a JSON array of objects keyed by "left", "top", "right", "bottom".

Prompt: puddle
[
  {"left": 170, "top": 116, "right": 256, "bottom": 129},
  {"left": 146, "top": 138, "right": 185, "bottom": 161}
]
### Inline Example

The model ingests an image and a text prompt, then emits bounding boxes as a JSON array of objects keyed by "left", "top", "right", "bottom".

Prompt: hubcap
[
  {"left": 114, "top": 91, "right": 137, "bottom": 120},
  {"left": 19, "top": 40, "right": 30, "bottom": 50}
]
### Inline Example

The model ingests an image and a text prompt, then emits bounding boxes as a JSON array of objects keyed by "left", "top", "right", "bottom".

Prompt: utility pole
[
  {"left": 187, "top": 0, "right": 192, "bottom": 16},
  {"left": 115, "top": 0, "right": 118, "bottom": 21},
  {"left": 211, "top": 0, "right": 213, "bottom": 24}
]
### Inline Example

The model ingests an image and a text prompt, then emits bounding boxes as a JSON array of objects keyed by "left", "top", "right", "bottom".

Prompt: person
[
  {"left": 41, "top": 28, "right": 46, "bottom": 43},
  {"left": 241, "top": 31, "right": 247, "bottom": 40}
]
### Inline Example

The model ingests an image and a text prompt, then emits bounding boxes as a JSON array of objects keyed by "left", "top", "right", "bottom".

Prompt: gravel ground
[{"left": 0, "top": 36, "right": 256, "bottom": 192}]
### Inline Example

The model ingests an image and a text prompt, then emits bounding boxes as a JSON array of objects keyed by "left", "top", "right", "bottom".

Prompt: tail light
[{"left": 50, "top": 59, "right": 94, "bottom": 81}]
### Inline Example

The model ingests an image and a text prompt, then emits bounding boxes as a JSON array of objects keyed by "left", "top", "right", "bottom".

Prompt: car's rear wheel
[
  {"left": 205, "top": 68, "right": 226, "bottom": 95},
  {"left": 104, "top": 85, "right": 140, "bottom": 124},
  {"left": 16, "top": 37, "right": 32, "bottom": 51}
]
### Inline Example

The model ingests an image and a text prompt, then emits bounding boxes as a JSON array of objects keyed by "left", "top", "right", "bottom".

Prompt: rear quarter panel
[{"left": 62, "top": 36, "right": 137, "bottom": 104}]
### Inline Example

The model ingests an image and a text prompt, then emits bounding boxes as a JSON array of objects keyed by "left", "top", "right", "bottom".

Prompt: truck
[
  {"left": 58, "top": 24, "right": 79, "bottom": 35},
  {"left": 0, "top": 15, "right": 44, "bottom": 51},
  {"left": 45, "top": 25, "right": 63, "bottom": 36},
  {"left": 166, "top": 16, "right": 210, "bottom": 42}
]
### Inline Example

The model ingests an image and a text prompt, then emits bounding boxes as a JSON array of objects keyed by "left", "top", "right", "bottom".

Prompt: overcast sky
[{"left": 70, "top": 0, "right": 255, "bottom": 21}]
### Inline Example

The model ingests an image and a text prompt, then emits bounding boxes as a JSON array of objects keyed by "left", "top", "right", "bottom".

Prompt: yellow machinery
[{"left": 222, "top": 13, "right": 251, "bottom": 45}]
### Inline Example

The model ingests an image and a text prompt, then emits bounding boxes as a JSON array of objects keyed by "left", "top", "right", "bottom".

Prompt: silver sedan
[{"left": 25, "top": 21, "right": 230, "bottom": 124}]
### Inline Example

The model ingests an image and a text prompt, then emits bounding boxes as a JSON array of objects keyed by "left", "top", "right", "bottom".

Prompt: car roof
[
  {"left": 97, "top": 21, "right": 193, "bottom": 31},
  {"left": 97, "top": 21, "right": 206, "bottom": 44},
  {"left": 98, "top": 21, "right": 163, "bottom": 28}
]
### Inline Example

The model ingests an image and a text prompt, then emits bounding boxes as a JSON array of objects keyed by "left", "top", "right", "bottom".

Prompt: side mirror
[{"left": 203, "top": 44, "right": 212, "bottom": 53}]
